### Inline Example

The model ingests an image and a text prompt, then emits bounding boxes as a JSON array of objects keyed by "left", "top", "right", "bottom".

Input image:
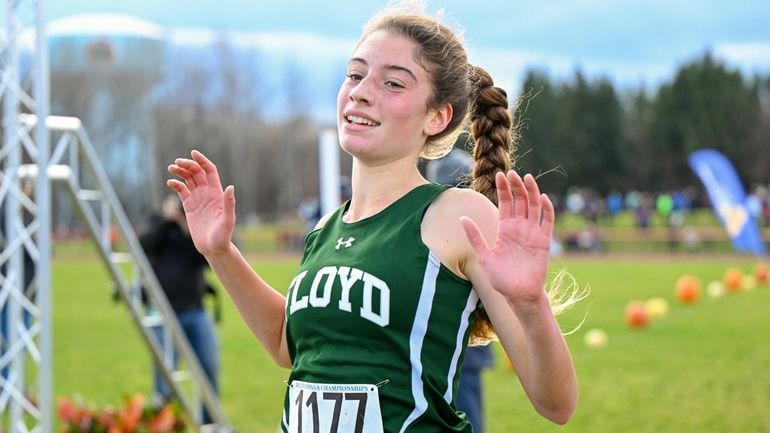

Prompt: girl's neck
[{"left": 344, "top": 158, "right": 427, "bottom": 223}]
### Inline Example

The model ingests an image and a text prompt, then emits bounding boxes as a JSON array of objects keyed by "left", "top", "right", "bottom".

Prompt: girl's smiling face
[{"left": 337, "top": 30, "right": 448, "bottom": 164}]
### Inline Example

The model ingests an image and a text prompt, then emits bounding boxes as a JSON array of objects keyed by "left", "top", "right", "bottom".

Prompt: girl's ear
[{"left": 424, "top": 102, "right": 453, "bottom": 137}]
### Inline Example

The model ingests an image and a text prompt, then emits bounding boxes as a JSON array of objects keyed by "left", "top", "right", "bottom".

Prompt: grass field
[{"left": 50, "top": 241, "right": 769, "bottom": 433}]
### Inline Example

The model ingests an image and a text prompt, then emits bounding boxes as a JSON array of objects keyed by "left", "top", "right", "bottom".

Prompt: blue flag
[{"left": 688, "top": 149, "right": 766, "bottom": 256}]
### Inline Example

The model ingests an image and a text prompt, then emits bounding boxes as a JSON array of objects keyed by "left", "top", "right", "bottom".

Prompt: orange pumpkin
[
  {"left": 675, "top": 275, "right": 701, "bottom": 304},
  {"left": 625, "top": 301, "right": 650, "bottom": 328},
  {"left": 723, "top": 267, "right": 744, "bottom": 293}
]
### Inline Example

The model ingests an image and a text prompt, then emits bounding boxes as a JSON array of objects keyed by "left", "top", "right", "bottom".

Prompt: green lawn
[
  {"left": 484, "top": 255, "right": 770, "bottom": 433},
  {"left": 51, "top": 245, "right": 769, "bottom": 433}
]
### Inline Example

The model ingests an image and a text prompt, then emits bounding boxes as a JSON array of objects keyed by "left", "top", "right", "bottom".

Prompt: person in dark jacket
[{"left": 139, "top": 194, "right": 219, "bottom": 424}]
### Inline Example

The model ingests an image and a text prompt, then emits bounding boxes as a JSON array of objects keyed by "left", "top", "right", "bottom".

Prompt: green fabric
[{"left": 281, "top": 183, "right": 478, "bottom": 432}]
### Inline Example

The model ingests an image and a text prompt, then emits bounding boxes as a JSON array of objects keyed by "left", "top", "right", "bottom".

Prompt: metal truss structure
[{"left": 1, "top": 2, "right": 232, "bottom": 432}]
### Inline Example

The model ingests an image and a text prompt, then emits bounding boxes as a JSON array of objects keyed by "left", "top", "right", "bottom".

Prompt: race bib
[{"left": 288, "top": 381, "right": 384, "bottom": 433}]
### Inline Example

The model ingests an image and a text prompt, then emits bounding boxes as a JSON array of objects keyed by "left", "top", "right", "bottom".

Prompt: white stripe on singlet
[
  {"left": 443, "top": 289, "right": 479, "bottom": 403},
  {"left": 398, "top": 252, "right": 441, "bottom": 433}
]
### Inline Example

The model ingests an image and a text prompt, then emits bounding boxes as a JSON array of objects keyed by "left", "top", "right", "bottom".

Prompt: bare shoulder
[
  {"left": 428, "top": 187, "right": 498, "bottom": 229},
  {"left": 422, "top": 187, "right": 498, "bottom": 276}
]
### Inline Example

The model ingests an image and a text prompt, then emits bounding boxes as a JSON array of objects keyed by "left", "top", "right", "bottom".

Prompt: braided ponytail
[
  {"left": 466, "top": 67, "right": 588, "bottom": 345},
  {"left": 469, "top": 66, "right": 515, "bottom": 204},
  {"left": 467, "top": 65, "right": 516, "bottom": 345}
]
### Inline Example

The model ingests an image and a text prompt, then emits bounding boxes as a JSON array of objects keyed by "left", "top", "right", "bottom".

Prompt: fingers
[
  {"left": 495, "top": 171, "right": 513, "bottom": 220},
  {"left": 540, "top": 193, "right": 555, "bottom": 236},
  {"left": 174, "top": 157, "right": 207, "bottom": 188},
  {"left": 222, "top": 185, "right": 237, "bottom": 227},
  {"left": 167, "top": 162, "right": 192, "bottom": 180},
  {"left": 168, "top": 159, "right": 199, "bottom": 191},
  {"left": 460, "top": 216, "right": 490, "bottom": 256},
  {"left": 502, "top": 171, "right": 550, "bottom": 232},
  {"left": 167, "top": 150, "right": 223, "bottom": 192},
  {"left": 522, "top": 173, "right": 542, "bottom": 221},
  {"left": 166, "top": 179, "right": 190, "bottom": 201},
  {"left": 192, "top": 150, "right": 224, "bottom": 190},
  {"left": 506, "top": 171, "right": 528, "bottom": 218}
]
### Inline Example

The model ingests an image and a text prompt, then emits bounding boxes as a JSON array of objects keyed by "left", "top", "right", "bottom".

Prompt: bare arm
[
  {"left": 460, "top": 172, "right": 577, "bottom": 424},
  {"left": 167, "top": 150, "right": 291, "bottom": 368},
  {"left": 474, "top": 280, "right": 576, "bottom": 424},
  {"left": 205, "top": 242, "right": 291, "bottom": 368}
]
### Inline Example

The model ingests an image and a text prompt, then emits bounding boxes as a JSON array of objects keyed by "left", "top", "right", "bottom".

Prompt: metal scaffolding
[
  {"left": 1, "top": 2, "right": 232, "bottom": 432},
  {"left": 1, "top": 0, "right": 52, "bottom": 432}
]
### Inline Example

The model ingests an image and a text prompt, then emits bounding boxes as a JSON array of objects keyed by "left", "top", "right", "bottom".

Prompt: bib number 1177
[{"left": 289, "top": 381, "right": 384, "bottom": 433}]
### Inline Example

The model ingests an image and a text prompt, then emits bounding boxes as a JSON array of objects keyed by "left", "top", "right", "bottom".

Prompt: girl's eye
[
  {"left": 385, "top": 81, "right": 404, "bottom": 89},
  {"left": 346, "top": 73, "right": 363, "bottom": 81}
]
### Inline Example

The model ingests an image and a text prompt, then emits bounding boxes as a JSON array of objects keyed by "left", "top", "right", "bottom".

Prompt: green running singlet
[{"left": 281, "top": 183, "right": 480, "bottom": 433}]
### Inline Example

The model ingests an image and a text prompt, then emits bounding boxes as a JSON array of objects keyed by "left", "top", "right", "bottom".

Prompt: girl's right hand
[{"left": 167, "top": 150, "right": 236, "bottom": 256}]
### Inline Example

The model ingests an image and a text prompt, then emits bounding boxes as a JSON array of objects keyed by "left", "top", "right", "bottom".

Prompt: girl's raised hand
[
  {"left": 166, "top": 150, "right": 236, "bottom": 256},
  {"left": 460, "top": 171, "right": 554, "bottom": 307}
]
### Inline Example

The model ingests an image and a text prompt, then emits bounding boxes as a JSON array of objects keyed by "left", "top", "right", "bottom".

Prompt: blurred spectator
[
  {"left": 635, "top": 195, "right": 653, "bottom": 230},
  {"left": 672, "top": 187, "right": 693, "bottom": 213},
  {"left": 625, "top": 190, "right": 641, "bottom": 212},
  {"left": 564, "top": 223, "right": 602, "bottom": 253},
  {"left": 763, "top": 197, "right": 770, "bottom": 227},
  {"left": 139, "top": 194, "right": 220, "bottom": 424},
  {"left": 606, "top": 190, "right": 624, "bottom": 220},
  {"left": 746, "top": 189, "right": 762, "bottom": 222},
  {"left": 455, "top": 344, "right": 495, "bottom": 433},
  {"left": 754, "top": 185, "right": 769, "bottom": 227},
  {"left": 583, "top": 191, "right": 603, "bottom": 224},
  {"left": 298, "top": 177, "right": 353, "bottom": 234},
  {"left": 565, "top": 187, "right": 585, "bottom": 214},
  {"left": 577, "top": 224, "right": 601, "bottom": 253},
  {"left": 667, "top": 211, "right": 685, "bottom": 252},
  {"left": 682, "top": 225, "right": 702, "bottom": 252},
  {"left": 656, "top": 192, "right": 673, "bottom": 220}
]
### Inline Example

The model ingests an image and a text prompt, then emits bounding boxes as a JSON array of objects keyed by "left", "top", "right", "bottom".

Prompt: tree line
[
  {"left": 47, "top": 43, "right": 769, "bottom": 224},
  {"left": 515, "top": 52, "right": 769, "bottom": 196}
]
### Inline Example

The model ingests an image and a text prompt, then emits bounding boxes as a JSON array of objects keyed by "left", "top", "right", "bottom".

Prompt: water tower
[{"left": 46, "top": 13, "right": 167, "bottom": 223}]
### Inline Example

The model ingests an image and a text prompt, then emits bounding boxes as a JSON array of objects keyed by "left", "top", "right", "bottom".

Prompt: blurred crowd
[{"left": 549, "top": 184, "right": 770, "bottom": 253}]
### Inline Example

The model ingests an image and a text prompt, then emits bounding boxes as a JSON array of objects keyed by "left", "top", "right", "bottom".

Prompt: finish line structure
[{"left": 1, "top": 3, "right": 232, "bottom": 432}]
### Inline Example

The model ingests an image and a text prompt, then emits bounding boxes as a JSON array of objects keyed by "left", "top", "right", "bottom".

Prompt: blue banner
[{"left": 688, "top": 149, "right": 766, "bottom": 256}]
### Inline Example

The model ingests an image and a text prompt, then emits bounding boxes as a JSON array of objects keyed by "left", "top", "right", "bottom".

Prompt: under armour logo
[{"left": 335, "top": 237, "right": 356, "bottom": 249}]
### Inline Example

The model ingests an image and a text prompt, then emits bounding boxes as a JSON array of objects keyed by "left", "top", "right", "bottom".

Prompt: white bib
[{"left": 288, "top": 381, "right": 384, "bottom": 433}]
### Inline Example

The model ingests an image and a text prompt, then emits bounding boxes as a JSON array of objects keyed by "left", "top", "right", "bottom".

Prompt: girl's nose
[{"left": 348, "top": 77, "right": 373, "bottom": 105}]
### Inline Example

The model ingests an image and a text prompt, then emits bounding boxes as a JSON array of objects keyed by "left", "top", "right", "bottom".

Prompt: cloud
[
  {"left": 48, "top": 13, "right": 166, "bottom": 38},
  {"left": 169, "top": 28, "right": 354, "bottom": 64},
  {"left": 714, "top": 41, "right": 770, "bottom": 73},
  {"left": 470, "top": 45, "right": 675, "bottom": 92},
  {"left": 166, "top": 29, "right": 770, "bottom": 112}
]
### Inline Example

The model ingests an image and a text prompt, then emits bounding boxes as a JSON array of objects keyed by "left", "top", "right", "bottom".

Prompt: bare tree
[{"left": 150, "top": 35, "right": 328, "bottom": 222}]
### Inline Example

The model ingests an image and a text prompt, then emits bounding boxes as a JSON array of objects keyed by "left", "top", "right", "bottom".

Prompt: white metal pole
[
  {"left": 318, "top": 129, "right": 341, "bottom": 216},
  {"left": 35, "top": 1, "right": 53, "bottom": 431},
  {"left": 2, "top": 0, "right": 24, "bottom": 429}
]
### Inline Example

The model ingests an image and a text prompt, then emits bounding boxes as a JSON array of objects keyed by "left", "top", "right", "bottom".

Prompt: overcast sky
[{"left": 44, "top": 0, "right": 770, "bottom": 88}]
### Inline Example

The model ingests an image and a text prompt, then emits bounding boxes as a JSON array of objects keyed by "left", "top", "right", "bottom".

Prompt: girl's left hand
[{"left": 460, "top": 171, "right": 554, "bottom": 307}]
